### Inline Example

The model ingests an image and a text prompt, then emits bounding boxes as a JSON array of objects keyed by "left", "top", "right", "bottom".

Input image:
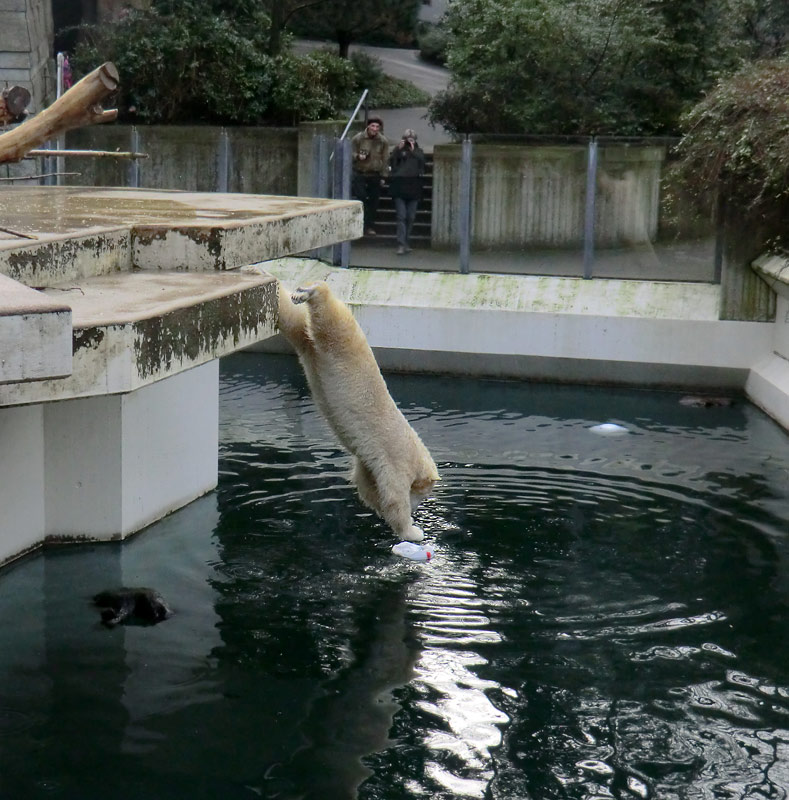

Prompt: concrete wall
[
  {"left": 44, "top": 361, "right": 219, "bottom": 539},
  {"left": 432, "top": 143, "right": 665, "bottom": 249},
  {"left": 0, "top": 0, "right": 53, "bottom": 114},
  {"left": 64, "top": 125, "right": 299, "bottom": 195},
  {"left": 0, "top": 403, "right": 46, "bottom": 560},
  {"left": 259, "top": 259, "right": 772, "bottom": 390}
]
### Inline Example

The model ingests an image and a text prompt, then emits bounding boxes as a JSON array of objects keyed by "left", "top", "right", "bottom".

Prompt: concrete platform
[
  {"left": 0, "top": 186, "right": 362, "bottom": 406},
  {"left": 0, "top": 270, "right": 278, "bottom": 406},
  {"left": 0, "top": 186, "right": 361, "bottom": 283}
]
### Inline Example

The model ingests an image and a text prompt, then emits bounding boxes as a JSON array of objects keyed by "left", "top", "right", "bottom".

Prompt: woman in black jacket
[{"left": 388, "top": 128, "right": 426, "bottom": 255}]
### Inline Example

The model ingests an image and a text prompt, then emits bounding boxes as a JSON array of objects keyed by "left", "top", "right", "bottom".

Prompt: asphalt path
[{"left": 292, "top": 40, "right": 449, "bottom": 96}]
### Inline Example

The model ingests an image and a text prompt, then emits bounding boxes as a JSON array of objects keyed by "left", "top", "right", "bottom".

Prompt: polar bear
[{"left": 276, "top": 281, "right": 438, "bottom": 542}]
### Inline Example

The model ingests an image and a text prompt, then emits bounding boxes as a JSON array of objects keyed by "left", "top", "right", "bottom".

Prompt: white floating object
[
  {"left": 589, "top": 422, "right": 629, "bottom": 435},
  {"left": 392, "top": 541, "right": 433, "bottom": 561}
]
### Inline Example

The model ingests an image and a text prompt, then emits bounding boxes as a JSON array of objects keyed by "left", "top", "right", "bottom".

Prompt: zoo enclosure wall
[{"left": 3, "top": 125, "right": 720, "bottom": 283}]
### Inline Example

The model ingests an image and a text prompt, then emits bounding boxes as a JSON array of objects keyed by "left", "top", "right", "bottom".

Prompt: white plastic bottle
[{"left": 392, "top": 541, "right": 433, "bottom": 561}]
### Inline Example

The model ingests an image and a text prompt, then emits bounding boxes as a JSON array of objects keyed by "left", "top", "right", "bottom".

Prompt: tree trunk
[
  {"left": 268, "top": 4, "right": 284, "bottom": 55},
  {"left": 0, "top": 62, "right": 119, "bottom": 164},
  {"left": 337, "top": 32, "right": 352, "bottom": 59}
]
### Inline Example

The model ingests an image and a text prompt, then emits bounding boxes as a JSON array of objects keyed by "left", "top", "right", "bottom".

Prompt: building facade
[{"left": 0, "top": 0, "right": 54, "bottom": 114}]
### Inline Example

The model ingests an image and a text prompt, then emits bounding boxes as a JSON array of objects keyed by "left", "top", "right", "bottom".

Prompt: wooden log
[
  {"left": 0, "top": 86, "right": 32, "bottom": 125},
  {"left": 0, "top": 63, "right": 119, "bottom": 164}
]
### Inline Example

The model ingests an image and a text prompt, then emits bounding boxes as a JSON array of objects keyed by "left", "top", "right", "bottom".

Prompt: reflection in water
[
  {"left": 407, "top": 550, "right": 509, "bottom": 798},
  {"left": 0, "top": 354, "right": 788, "bottom": 799}
]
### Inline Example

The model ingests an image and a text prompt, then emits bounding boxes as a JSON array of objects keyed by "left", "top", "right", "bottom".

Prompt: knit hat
[{"left": 402, "top": 129, "right": 417, "bottom": 140}]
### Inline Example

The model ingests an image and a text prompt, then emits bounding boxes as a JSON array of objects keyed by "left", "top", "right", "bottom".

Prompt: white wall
[
  {"left": 0, "top": 403, "right": 45, "bottom": 563},
  {"left": 43, "top": 361, "right": 219, "bottom": 540},
  {"left": 120, "top": 360, "right": 219, "bottom": 536}
]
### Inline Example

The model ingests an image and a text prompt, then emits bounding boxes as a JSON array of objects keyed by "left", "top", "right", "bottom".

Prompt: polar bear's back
[
  {"left": 310, "top": 346, "right": 420, "bottom": 463},
  {"left": 277, "top": 280, "right": 438, "bottom": 496}
]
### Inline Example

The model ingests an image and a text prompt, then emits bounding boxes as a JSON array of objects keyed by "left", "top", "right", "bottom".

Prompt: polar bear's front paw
[
  {"left": 403, "top": 524, "right": 425, "bottom": 542},
  {"left": 291, "top": 284, "right": 319, "bottom": 305}
]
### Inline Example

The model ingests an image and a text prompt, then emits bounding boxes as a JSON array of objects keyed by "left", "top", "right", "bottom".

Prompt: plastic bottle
[
  {"left": 589, "top": 422, "right": 628, "bottom": 435},
  {"left": 392, "top": 541, "right": 433, "bottom": 561}
]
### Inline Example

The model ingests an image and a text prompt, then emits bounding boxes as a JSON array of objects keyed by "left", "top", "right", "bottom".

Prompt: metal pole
[
  {"left": 314, "top": 136, "right": 330, "bottom": 198},
  {"left": 459, "top": 137, "right": 472, "bottom": 274},
  {"left": 713, "top": 193, "right": 725, "bottom": 284},
  {"left": 582, "top": 137, "right": 598, "bottom": 279},
  {"left": 128, "top": 127, "right": 140, "bottom": 187},
  {"left": 55, "top": 53, "right": 65, "bottom": 185},
  {"left": 339, "top": 89, "right": 369, "bottom": 143},
  {"left": 333, "top": 138, "right": 352, "bottom": 268},
  {"left": 309, "top": 136, "right": 331, "bottom": 259},
  {"left": 217, "top": 128, "right": 230, "bottom": 192}
]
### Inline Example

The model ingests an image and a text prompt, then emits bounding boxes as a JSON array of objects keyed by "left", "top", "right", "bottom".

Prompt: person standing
[
  {"left": 351, "top": 116, "right": 389, "bottom": 236},
  {"left": 388, "top": 128, "right": 426, "bottom": 255}
]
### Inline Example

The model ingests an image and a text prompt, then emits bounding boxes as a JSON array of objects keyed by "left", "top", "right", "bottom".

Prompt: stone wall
[
  {"left": 432, "top": 143, "right": 666, "bottom": 249},
  {"left": 63, "top": 125, "right": 300, "bottom": 195}
]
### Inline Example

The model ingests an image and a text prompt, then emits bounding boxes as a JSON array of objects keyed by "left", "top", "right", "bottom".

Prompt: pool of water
[{"left": 2, "top": 353, "right": 789, "bottom": 800}]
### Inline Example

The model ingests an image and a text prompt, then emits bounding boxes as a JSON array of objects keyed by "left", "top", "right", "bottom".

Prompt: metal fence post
[
  {"left": 128, "top": 127, "right": 140, "bottom": 188},
  {"left": 459, "top": 137, "right": 472, "bottom": 274},
  {"left": 55, "top": 52, "right": 65, "bottom": 185},
  {"left": 217, "top": 128, "right": 230, "bottom": 192},
  {"left": 332, "top": 137, "right": 352, "bottom": 268},
  {"left": 582, "top": 137, "right": 598, "bottom": 279},
  {"left": 312, "top": 135, "right": 330, "bottom": 198}
]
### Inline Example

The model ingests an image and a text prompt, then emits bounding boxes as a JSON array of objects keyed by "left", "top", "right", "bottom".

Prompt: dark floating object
[
  {"left": 94, "top": 587, "right": 172, "bottom": 626},
  {"left": 679, "top": 395, "right": 734, "bottom": 408}
]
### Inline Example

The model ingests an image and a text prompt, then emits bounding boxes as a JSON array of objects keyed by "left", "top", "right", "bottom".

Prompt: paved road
[{"left": 293, "top": 40, "right": 449, "bottom": 96}]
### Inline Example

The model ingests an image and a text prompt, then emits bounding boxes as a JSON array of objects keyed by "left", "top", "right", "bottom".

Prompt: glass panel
[
  {"left": 591, "top": 138, "right": 717, "bottom": 282},
  {"left": 467, "top": 135, "right": 587, "bottom": 277},
  {"left": 347, "top": 134, "right": 443, "bottom": 271}
]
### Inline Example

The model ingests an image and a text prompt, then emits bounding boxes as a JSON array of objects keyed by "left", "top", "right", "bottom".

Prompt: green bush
[
  {"left": 72, "top": 2, "right": 273, "bottom": 123},
  {"left": 349, "top": 51, "right": 385, "bottom": 93},
  {"left": 672, "top": 57, "right": 789, "bottom": 249},
  {"left": 428, "top": 0, "right": 747, "bottom": 136},
  {"left": 417, "top": 25, "right": 447, "bottom": 66},
  {"left": 344, "top": 51, "right": 429, "bottom": 107},
  {"left": 72, "top": 2, "right": 359, "bottom": 125},
  {"left": 370, "top": 76, "right": 430, "bottom": 108},
  {"left": 268, "top": 50, "right": 357, "bottom": 125}
]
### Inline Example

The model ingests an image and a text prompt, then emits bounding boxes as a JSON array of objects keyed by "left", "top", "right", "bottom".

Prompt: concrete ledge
[
  {"left": 258, "top": 260, "right": 771, "bottom": 389},
  {"left": 0, "top": 274, "right": 71, "bottom": 384},
  {"left": 0, "top": 187, "right": 362, "bottom": 281},
  {"left": 0, "top": 271, "right": 278, "bottom": 407},
  {"left": 745, "top": 353, "right": 789, "bottom": 431},
  {"left": 753, "top": 253, "right": 789, "bottom": 302}
]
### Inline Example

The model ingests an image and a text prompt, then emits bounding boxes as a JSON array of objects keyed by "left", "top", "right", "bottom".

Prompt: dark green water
[{"left": 2, "top": 353, "right": 789, "bottom": 800}]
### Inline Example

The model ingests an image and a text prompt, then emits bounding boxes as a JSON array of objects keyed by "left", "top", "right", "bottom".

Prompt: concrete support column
[
  {"left": 43, "top": 360, "right": 219, "bottom": 541},
  {"left": 0, "top": 404, "right": 46, "bottom": 561}
]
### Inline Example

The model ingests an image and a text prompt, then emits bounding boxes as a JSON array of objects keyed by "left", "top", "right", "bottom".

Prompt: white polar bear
[{"left": 277, "top": 280, "right": 439, "bottom": 542}]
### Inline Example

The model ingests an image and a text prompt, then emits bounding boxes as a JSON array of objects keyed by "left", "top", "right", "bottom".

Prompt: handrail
[{"left": 339, "top": 89, "right": 369, "bottom": 142}]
